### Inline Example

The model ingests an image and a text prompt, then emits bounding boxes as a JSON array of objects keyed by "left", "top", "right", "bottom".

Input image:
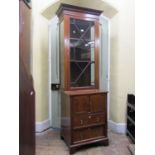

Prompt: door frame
[{"left": 48, "top": 16, "right": 59, "bottom": 127}]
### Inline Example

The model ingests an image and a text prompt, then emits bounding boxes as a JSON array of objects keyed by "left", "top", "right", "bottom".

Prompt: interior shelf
[{"left": 70, "top": 60, "right": 95, "bottom": 63}]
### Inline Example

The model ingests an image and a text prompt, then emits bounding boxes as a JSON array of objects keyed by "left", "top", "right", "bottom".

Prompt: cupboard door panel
[
  {"left": 72, "top": 96, "right": 89, "bottom": 114},
  {"left": 90, "top": 94, "right": 106, "bottom": 113}
]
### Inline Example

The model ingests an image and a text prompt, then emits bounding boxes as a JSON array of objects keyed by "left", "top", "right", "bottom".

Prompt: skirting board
[
  {"left": 36, "top": 119, "right": 50, "bottom": 133},
  {"left": 35, "top": 119, "right": 126, "bottom": 134},
  {"left": 108, "top": 120, "right": 126, "bottom": 134}
]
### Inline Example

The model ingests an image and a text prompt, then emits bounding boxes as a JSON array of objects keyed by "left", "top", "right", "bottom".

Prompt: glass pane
[{"left": 70, "top": 18, "right": 95, "bottom": 87}]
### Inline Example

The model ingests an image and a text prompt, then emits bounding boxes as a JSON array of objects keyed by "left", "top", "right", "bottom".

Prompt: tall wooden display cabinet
[{"left": 56, "top": 4, "right": 109, "bottom": 154}]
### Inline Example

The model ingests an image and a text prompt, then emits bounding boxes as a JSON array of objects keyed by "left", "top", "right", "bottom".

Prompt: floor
[{"left": 36, "top": 129, "right": 132, "bottom": 155}]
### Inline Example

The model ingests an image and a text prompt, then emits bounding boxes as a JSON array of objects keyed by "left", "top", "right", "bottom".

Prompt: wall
[
  {"left": 32, "top": 0, "right": 49, "bottom": 123},
  {"left": 109, "top": 0, "right": 135, "bottom": 124}
]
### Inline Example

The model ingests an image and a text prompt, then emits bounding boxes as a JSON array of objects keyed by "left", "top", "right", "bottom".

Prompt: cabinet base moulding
[{"left": 68, "top": 137, "right": 109, "bottom": 154}]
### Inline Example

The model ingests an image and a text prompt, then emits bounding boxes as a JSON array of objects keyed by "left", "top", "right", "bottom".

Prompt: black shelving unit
[{"left": 126, "top": 94, "right": 135, "bottom": 143}]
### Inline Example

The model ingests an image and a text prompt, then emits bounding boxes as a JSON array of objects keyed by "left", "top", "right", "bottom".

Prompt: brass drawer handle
[
  {"left": 88, "top": 116, "right": 91, "bottom": 119},
  {"left": 80, "top": 120, "right": 83, "bottom": 124}
]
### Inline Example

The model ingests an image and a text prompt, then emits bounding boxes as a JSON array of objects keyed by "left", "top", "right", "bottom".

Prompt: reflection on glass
[{"left": 70, "top": 18, "right": 95, "bottom": 87}]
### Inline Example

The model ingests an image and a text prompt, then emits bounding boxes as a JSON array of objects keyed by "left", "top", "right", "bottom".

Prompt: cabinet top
[
  {"left": 56, "top": 3, "right": 103, "bottom": 18},
  {"left": 63, "top": 89, "right": 108, "bottom": 96}
]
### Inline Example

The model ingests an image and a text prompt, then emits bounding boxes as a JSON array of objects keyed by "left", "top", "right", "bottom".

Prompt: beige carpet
[{"left": 36, "top": 129, "right": 132, "bottom": 155}]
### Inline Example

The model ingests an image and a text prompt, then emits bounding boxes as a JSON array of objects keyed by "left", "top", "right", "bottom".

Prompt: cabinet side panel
[
  {"left": 60, "top": 21, "right": 64, "bottom": 89},
  {"left": 61, "top": 92, "right": 71, "bottom": 145},
  {"left": 94, "top": 21, "right": 100, "bottom": 89}
]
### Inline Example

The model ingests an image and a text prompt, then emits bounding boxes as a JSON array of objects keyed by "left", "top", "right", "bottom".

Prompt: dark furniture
[
  {"left": 19, "top": 1, "right": 35, "bottom": 155},
  {"left": 57, "top": 4, "right": 108, "bottom": 154},
  {"left": 126, "top": 94, "right": 135, "bottom": 143}
]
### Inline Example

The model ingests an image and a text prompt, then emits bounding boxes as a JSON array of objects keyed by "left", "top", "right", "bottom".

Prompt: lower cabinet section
[{"left": 61, "top": 90, "right": 109, "bottom": 154}]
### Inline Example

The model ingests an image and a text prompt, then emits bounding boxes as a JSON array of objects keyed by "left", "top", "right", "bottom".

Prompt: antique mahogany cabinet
[{"left": 56, "top": 4, "right": 109, "bottom": 154}]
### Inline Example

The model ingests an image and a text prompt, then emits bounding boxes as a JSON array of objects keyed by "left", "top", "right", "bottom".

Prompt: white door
[
  {"left": 99, "top": 15, "right": 110, "bottom": 119},
  {"left": 49, "top": 16, "right": 61, "bottom": 128}
]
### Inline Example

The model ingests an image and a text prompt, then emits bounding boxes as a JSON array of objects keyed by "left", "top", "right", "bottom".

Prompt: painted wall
[
  {"left": 31, "top": 0, "right": 134, "bottom": 127},
  {"left": 32, "top": 0, "right": 49, "bottom": 122},
  {"left": 109, "top": 0, "right": 135, "bottom": 123}
]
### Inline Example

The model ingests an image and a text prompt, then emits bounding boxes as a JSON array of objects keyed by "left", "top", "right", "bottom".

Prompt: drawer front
[
  {"left": 72, "top": 96, "right": 89, "bottom": 114},
  {"left": 87, "top": 114, "right": 105, "bottom": 125},
  {"left": 73, "top": 114, "right": 105, "bottom": 128},
  {"left": 72, "top": 126, "right": 105, "bottom": 143},
  {"left": 90, "top": 94, "right": 106, "bottom": 113}
]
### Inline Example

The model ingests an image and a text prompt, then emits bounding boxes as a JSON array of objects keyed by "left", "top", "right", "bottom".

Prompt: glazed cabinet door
[{"left": 69, "top": 18, "right": 97, "bottom": 89}]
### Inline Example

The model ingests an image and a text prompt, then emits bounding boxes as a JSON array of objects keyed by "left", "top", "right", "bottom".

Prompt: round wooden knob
[{"left": 30, "top": 91, "right": 34, "bottom": 96}]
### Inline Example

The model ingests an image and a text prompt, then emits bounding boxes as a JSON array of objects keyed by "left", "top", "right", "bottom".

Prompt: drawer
[
  {"left": 89, "top": 126, "right": 105, "bottom": 139},
  {"left": 72, "top": 126, "right": 105, "bottom": 143},
  {"left": 72, "top": 96, "right": 89, "bottom": 114},
  {"left": 72, "top": 114, "right": 105, "bottom": 128},
  {"left": 90, "top": 94, "right": 106, "bottom": 113},
  {"left": 87, "top": 114, "right": 105, "bottom": 125}
]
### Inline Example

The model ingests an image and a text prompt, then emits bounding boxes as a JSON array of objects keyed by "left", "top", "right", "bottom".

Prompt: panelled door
[{"left": 19, "top": 1, "right": 35, "bottom": 155}]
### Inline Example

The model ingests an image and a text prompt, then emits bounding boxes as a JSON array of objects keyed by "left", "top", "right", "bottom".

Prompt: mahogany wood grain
[
  {"left": 90, "top": 94, "right": 106, "bottom": 113},
  {"left": 19, "top": 0, "right": 31, "bottom": 74},
  {"left": 63, "top": 15, "right": 70, "bottom": 90},
  {"left": 72, "top": 96, "right": 89, "bottom": 114},
  {"left": 94, "top": 20, "right": 100, "bottom": 89},
  {"left": 56, "top": 3, "right": 103, "bottom": 19},
  {"left": 19, "top": 1, "right": 35, "bottom": 155},
  {"left": 19, "top": 59, "right": 35, "bottom": 155}
]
